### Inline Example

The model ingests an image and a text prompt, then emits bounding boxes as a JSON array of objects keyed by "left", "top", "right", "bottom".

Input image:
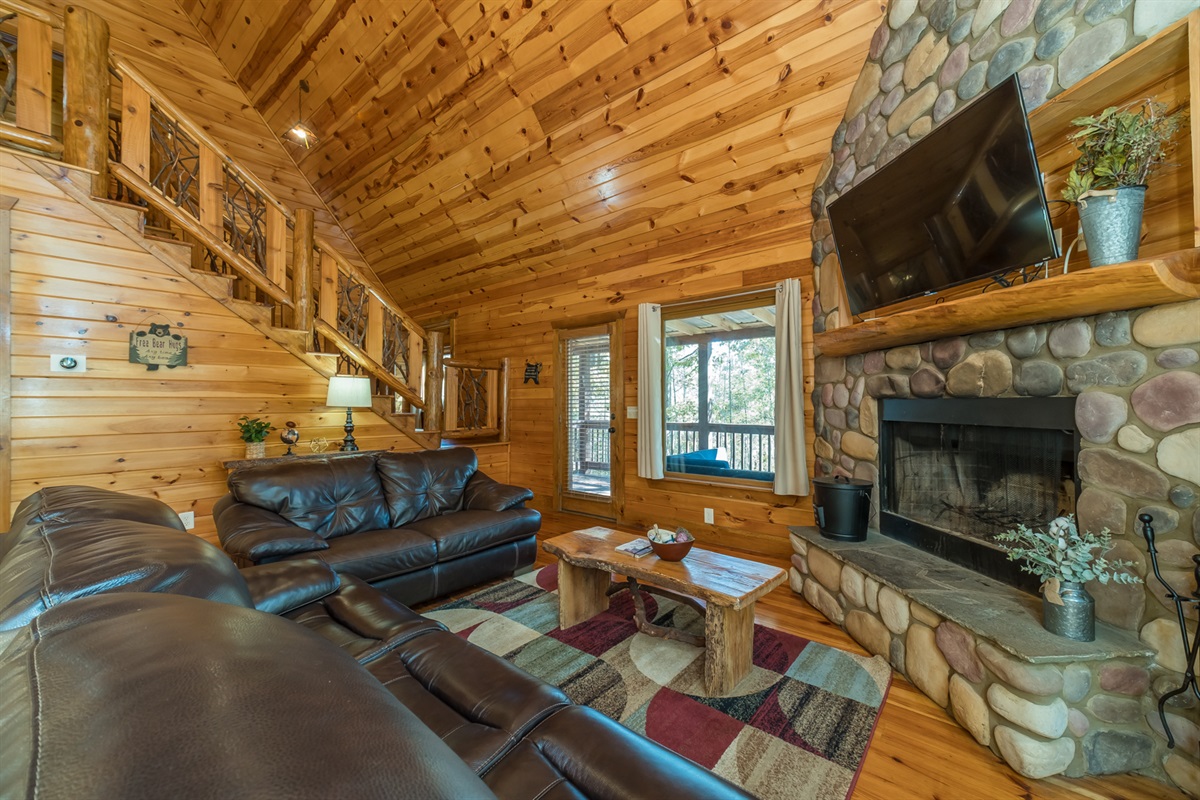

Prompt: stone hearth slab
[{"left": 789, "top": 526, "right": 1153, "bottom": 664}]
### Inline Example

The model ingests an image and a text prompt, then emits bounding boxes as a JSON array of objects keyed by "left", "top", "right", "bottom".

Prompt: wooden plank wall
[
  {"left": 0, "top": 152, "right": 441, "bottom": 539},
  {"left": 401, "top": 6, "right": 884, "bottom": 561}
]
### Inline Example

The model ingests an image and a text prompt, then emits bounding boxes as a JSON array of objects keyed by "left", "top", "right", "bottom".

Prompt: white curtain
[
  {"left": 637, "top": 303, "right": 664, "bottom": 479},
  {"left": 774, "top": 278, "right": 809, "bottom": 495}
]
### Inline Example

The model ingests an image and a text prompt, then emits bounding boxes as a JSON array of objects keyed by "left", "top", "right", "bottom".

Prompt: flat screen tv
[{"left": 827, "top": 74, "right": 1059, "bottom": 317}]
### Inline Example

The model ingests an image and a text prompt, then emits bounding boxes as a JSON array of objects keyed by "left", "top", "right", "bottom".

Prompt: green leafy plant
[
  {"left": 236, "top": 416, "right": 275, "bottom": 443},
  {"left": 996, "top": 515, "right": 1142, "bottom": 586},
  {"left": 1062, "top": 100, "right": 1185, "bottom": 203}
]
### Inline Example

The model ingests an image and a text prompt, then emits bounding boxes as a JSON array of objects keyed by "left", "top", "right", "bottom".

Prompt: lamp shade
[{"left": 326, "top": 375, "right": 372, "bottom": 408}]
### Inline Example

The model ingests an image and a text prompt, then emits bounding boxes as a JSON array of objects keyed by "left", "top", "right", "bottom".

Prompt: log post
[
  {"left": 423, "top": 330, "right": 444, "bottom": 432},
  {"left": 62, "top": 5, "right": 110, "bottom": 196},
  {"left": 291, "top": 208, "right": 314, "bottom": 335}
]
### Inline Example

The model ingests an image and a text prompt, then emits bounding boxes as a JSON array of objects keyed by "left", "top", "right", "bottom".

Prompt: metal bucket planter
[{"left": 1077, "top": 185, "right": 1146, "bottom": 267}]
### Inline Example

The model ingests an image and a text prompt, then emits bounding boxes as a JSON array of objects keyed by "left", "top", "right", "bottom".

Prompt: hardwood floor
[{"left": 531, "top": 511, "right": 1173, "bottom": 800}]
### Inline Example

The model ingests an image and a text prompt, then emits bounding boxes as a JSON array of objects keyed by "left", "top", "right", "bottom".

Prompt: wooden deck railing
[{"left": 0, "top": 0, "right": 509, "bottom": 446}]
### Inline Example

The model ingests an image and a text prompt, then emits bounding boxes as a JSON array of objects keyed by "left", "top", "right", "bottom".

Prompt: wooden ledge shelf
[{"left": 813, "top": 248, "right": 1200, "bottom": 357}]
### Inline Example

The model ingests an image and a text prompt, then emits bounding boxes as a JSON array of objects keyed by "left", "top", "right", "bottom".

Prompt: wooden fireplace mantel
[{"left": 813, "top": 247, "right": 1200, "bottom": 358}]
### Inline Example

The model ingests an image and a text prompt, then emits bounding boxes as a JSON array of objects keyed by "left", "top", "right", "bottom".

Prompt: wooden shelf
[{"left": 814, "top": 248, "right": 1199, "bottom": 357}]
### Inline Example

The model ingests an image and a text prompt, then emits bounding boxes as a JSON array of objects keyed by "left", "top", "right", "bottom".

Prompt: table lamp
[{"left": 326, "top": 375, "right": 372, "bottom": 451}]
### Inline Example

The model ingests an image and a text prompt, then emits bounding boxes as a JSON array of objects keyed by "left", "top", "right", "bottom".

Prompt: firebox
[{"left": 878, "top": 397, "right": 1079, "bottom": 595}]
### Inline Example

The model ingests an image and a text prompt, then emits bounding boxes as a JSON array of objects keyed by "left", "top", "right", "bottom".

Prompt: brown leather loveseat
[
  {"left": 213, "top": 446, "right": 539, "bottom": 605},
  {"left": 0, "top": 486, "right": 753, "bottom": 800}
]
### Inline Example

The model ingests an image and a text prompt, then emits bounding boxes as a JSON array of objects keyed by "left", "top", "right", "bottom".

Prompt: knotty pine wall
[
  {"left": 411, "top": 6, "right": 886, "bottom": 560},
  {"left": 2, "top": 152, "right": 472, "bottom": 540}
]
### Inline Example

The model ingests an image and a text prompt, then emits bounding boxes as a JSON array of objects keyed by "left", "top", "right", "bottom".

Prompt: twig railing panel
[
  {"left": 0, "top": 3, "right": 61, "bottom": 154},
  {"left": 443, "top": 359, "right": 503, "bottom": 439}
]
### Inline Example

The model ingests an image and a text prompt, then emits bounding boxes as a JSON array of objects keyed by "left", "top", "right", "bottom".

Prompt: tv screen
[{"left": 827, "top": 74, "right": 1059, "bottom": 317}]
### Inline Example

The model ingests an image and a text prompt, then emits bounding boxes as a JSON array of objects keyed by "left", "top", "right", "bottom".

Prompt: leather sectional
[
  {"left": 0, "top": 486, "right": 753, "bottom": 800},
  {"left": 213, "top": 447, "right": 540, "bottom": 605}
]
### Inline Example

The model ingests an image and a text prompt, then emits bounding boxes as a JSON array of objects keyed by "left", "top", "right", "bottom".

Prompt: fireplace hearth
[{"left": 878, "top": 397, "right": 1079, "bottom": 594}]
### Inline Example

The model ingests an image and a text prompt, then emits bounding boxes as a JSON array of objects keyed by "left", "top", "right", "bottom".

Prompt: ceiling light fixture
[{"left": 286, "top": 79, "right": 318, "bottom": 149}]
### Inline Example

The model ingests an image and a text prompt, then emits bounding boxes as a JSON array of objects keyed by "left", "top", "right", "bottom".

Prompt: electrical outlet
[
  {"left": 703, "top": 508, "right": 714, "bottom": 524},
  {"left": 627, "top": 406, "right": 638, "bottom": 419},
  {"left": 178, "top": 511, "right": 195, "bottom": 529}
]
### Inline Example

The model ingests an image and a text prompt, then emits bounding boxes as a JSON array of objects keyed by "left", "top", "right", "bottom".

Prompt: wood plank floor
[{"left": 530, "top": 511, "right": 1173, "bottom": 800}]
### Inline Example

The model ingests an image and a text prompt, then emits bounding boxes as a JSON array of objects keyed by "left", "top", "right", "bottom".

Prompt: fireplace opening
[{"left": 879, "top": 398, "right": 1079, "bottom": 594}]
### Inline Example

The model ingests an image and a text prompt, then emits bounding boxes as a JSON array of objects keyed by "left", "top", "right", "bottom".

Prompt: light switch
[{"left": 627, "top": 406, "right": 638, "bottom": 419}]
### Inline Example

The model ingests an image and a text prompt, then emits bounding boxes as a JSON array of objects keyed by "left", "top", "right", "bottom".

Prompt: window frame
[{"left": 660, "top": 289, "right": 778, "bottom": 489}]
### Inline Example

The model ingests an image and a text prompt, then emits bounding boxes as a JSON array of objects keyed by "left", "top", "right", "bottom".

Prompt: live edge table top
[{"left": 542, "top": 526, "right": 786, "bottom": 610}]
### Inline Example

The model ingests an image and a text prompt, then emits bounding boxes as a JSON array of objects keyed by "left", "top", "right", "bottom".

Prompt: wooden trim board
[{"left": 0, "top": 195, "right": 16, "bottom": 530}]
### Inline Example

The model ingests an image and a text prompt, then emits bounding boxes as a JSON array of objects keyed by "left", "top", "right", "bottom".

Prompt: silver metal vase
[
  {"left": 1042, "top": 581, "right": 1095, "bottom": 641},
  {"left": 1077, "top": 185, "right": 1146, "bottom": 267}
]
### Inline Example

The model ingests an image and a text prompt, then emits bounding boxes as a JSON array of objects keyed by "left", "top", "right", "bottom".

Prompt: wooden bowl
[{"left": 650, "top": 539, "right": 694, "bottom": 562}]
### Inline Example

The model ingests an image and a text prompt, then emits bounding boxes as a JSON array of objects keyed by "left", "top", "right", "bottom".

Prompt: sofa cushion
[
  {"left": 213, "top": 497, "right": 330, "bottom": 561},
  {"left": 240, "top": 558, "right": 341, "bottom": 615},
  {"left": 0, "top": 519, "right": 253, "bottom": 631},
  {"left": 288, "top": 527, "right": 438, "bottom": 582},
  {"left": 482, "top": 705, "right": 752, "bottom": 800},
  {"left": 3, "top": 486, "right": 184, "bottom": 562},
  {"left": 403, "top": 509, "right": 542, "bottom": 561},
  {"left": 283, "top": 574, "right": 446, "bottom": 662},
  {"left": 377, "top": 448, "right": 478, "bottom": 527},
  {"left": 0, "top": 593, "right": 498, "bottom": 800},
  {"left": 464, "top": 472, "right": 534, "bottom": 512},
  {"left": 367, "top": 629, "right": 570, "bottom": 774},
  {"left": 228, "top": 455, "right": 389, "bottom": 539}
]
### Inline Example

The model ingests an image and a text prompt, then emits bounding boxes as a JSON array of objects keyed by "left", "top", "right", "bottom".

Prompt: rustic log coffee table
[{"left": 542, "top": 526, "right": 786, "bottom": 696}]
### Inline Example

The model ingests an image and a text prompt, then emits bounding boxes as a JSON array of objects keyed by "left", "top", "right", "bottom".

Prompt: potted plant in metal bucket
[
  {"left": 1062, "top": 99, "right": 1184, "bottom": 267},
  {"left": 236, "top": 416, "right": 275, "bottom": 459},
  {"left": 997, "top": 515, "right": 1141, "bottom": 641}
]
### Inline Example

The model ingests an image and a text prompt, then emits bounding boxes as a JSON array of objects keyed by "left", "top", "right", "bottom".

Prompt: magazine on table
[{"left": 615, "top": 538, "right": 654, "bottom": 558}]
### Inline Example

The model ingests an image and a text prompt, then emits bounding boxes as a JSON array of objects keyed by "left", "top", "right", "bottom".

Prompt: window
[
  {"left": 563, "top": 332, "right": 612, "bottom": 497},
  {"left": 663, "top": 297, "right": 776, "bottom": 483}
]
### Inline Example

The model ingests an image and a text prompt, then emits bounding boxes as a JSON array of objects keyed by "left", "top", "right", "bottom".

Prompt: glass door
[{"left": 556, "top": 322, "right": 623, "bottom": 519}]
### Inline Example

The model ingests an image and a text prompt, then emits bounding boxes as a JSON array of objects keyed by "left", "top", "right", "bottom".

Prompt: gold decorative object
[{"left": 309, "top": 437, "right": 330, "bottom": 453}]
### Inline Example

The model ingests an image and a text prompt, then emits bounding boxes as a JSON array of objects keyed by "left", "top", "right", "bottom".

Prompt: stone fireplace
[
  {"left": 792, "top": 300, "right": 1200, "bottom": 789},
  {"left": 878, "top": 396, "right": 1078, "bottom": 594}
]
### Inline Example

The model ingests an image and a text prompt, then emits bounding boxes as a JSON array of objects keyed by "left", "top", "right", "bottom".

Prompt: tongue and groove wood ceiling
[{"left": 172, "top": 0, "right": 880, "bottom": 317}]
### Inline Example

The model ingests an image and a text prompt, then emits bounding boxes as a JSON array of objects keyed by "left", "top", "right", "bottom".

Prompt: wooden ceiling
[{"left": 174, "top": 0, "right": 883, "bottom": 316}]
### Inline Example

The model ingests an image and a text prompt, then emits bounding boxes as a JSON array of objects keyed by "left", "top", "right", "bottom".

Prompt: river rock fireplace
[{"left": 878, "top": 397, "right": 1079, "bottom": 594}]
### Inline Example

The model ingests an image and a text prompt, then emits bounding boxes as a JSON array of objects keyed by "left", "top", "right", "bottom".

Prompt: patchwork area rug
[{"left": 426, "top": 564, "right": 892, "bottom": 800}]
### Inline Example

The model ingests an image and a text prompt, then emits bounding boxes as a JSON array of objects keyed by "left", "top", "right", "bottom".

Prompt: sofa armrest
[
  {"left": 240, "top": 558, "right": 341, "bottom": 615},
  {"left": 463, "top": 472, "right": 533, "bottom": 512},
  {"left": 215, "top": 500, "right": 329, "bottom": 563}
]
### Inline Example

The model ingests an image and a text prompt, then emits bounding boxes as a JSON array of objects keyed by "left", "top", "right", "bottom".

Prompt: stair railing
[
  {"left": 0, "top": 1, "right": 61, "bottom": 156},
  {"left": 0, "top": 0, "right": 509, "bottom": 445}
]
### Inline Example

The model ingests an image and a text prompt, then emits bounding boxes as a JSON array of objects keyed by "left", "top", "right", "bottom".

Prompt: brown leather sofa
[
  {"left": 0, "top": 486, "right": 753, "bottom": 800},
  {"left": 213, "top": 447, "right": 539, "bottom": 605}
]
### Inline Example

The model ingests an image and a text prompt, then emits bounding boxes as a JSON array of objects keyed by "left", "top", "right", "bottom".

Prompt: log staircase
[{"left": 0, "top": 2, "right": 507, "bottom": 451}]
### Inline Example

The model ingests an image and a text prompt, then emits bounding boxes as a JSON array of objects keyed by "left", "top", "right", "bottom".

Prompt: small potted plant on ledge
[
  {"left": 1062, "top": 99, "right": 1185, "bottom": 267},
  {"left": 236, "top": 416, "right": 275, "bottom": 459},
  {"left": 997, "top": 515, "right": 1141, "bottom": 642}
]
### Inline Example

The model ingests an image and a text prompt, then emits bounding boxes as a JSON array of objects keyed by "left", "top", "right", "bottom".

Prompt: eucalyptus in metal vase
[{"left": 996, "top": 516, "right": 1141, "bottom": 642}]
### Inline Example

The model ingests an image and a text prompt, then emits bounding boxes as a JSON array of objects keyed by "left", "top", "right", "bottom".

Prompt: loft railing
[
  {"left": 0, "top": 0, "right": 510, "bottom": 445},
  {"left": 0, "top": 2, "right": 61, "bottom": 156}
]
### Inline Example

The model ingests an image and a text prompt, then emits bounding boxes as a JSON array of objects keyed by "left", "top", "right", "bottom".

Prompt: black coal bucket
[{"left": 812, "top": 476, "right": 872, "bottom": 542}]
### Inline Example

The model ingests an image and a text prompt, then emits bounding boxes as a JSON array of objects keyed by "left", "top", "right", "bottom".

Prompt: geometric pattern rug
[{"left": 425, "top": 564, "right": 892, "bottom": 800}]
